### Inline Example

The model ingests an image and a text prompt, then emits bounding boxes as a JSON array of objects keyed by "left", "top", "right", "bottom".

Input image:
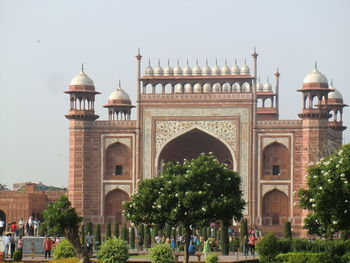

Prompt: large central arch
[{"left": 158, "top": 128, "right": 234, "bottom": 171}]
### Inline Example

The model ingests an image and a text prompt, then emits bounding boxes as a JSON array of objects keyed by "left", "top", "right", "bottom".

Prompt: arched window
[
  {"left": 105, "top": 143, "right": 131, "bottom": 180},
  {"left": 262, "top": 142, "right": 290, "bottom": 180}
]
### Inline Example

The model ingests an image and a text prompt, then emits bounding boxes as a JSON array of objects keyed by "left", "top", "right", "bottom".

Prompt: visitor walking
[
  {"left": 202, "top": 238, "right": 209, "bottom": 256},
  {"left": 86, "top": 232, "right": 93, "bottom": 256},
  {"left": 17, "top": 235, "right": 24, "bottom": 256},
  {"left": 3, "top": 233, "right": 11, "bottom": 259},
  {"left": 43, "top": 236, "right": 53, "bottom": 259},
  {"left": 249, "top": 233, "right": 257, "bottom": 256},
  {"left": 10, "top": 233, "right": 16, "bottom": 259}
]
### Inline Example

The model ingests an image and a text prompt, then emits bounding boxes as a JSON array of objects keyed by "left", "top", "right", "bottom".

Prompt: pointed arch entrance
[
  {"left": 104, "top": 189, "right": 129, "bottom": 223},
  {"left": 158, "top": 128, "right": 234, "bottom": 170},
  {"left": 262, "top": 190, "right": 289, "bottom": 225}
]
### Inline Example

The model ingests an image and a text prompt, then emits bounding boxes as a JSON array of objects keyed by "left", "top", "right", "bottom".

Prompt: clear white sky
[{"left": 0, "top": 0, "right": 349, "bottom": 189}]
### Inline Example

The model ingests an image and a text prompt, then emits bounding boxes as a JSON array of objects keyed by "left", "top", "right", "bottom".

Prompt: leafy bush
[
  {"left": 50, "top": 258, "right": 79, "bottom": 263},
  {"left": 13, "top": 249, "right": 23, "bottom": 261},
  {"left": 256, "top": 232, "right": 278, "bottom": 263},
  {"left": 52, "top": 239, "right": 76, "bottom": 259},
  {"left": 97, "top": 238, "right": 129, "bottom": 263},
  {"left": 205, "top": 253, "right": 218, "bottom": 263},
  {"left": 278, "top": 238, "right": 292, "bottom": 254},
  {"left": 150, "top": 243, "right": 174, "bottom": 263},
  {"left": 275, "top": 252, "right": 334, "bottom": 263}
]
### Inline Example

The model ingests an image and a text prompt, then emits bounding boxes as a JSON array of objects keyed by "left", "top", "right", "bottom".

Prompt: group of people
[
  {"left": 242, "top": 229, "right": 258, "bottom": 256},
  {"left": 0, "top": 216, "right": 41, "bottom": 237},
  {"left": 2, "top": 233, "right": 61, "bottom": 259}
]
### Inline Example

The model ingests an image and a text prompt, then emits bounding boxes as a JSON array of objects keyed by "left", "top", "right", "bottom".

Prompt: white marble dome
[
  {"left": 163, "top": 61, "right": 173, "bottom": 76},
  {"left": 70, "top": 70, "right": 94, "bottom": 86},
  {"left": 328, "top": 83, "right": 343, "bottom": 100},
  {"left": 173, "top": 61, "right": 182, "bottom": 76},
  {"left": 263, "top": 81, "right": 272, "bottom": 92},
  {"left": 145, "top": 60, "right": 154, "bottom": 76},
  {"left": 231, "top": 59, "right": 240, "bottom": 75},
  {"left": 202, "top": 60, "right": 211, "bottom": 76},
  {"left": 303, "top": 66, "right": 328, "bottom": 84},
  {"left": 240, "top": 62, "right": 250, "bottom": 75},
  {"left": 221, "top": 61, "right": 231, "bottom": 75},
  {"left": 182, "top": 62, "right": 192, "bottom": 76},
  {"left": 108, "top": 83, "right": 131, "bottom": 104},
  {"left": 192, "top": 61, "right": 202, "bottom": 76},
  {"left": 211, "top": 61, "right": 221, "bottom": 75},
  {"left": 256, "top": 79, "right": 264, "bottom": 92},
  {"left": 154, "top": 61, "right": 163, "bottom": 76}
]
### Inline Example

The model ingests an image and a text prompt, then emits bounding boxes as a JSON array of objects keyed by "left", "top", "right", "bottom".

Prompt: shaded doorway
[
  {"left": 158, "top": 128, "right": 233, "bottom": 170},
  {"left": 104, "top": 189, "right": 129, "bottom": 223},
  {"left": 262, "top": 190, "right": 289, "bottom": 225}
]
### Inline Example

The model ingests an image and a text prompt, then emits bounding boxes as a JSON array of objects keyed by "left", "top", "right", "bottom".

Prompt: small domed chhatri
[
  {"left": 328, "top": 81, "right": 343, "bottom": 101},
  {"left": 163, "top": 59, "right": 173, "bottom": 76},
  {"left": 107, "top": 81, "right": 132, "bottom": 105},
  {"left": 256, "top": 78, "right": 264, "bottom": 92},
  {"left": 240, "top": 60, "right": 250, "bottom": 75},
  {"left": 69, "top": 65, "right": 95, "bottom": 91},
  {"left": 211, "top": 59, "right": 221, "bottom": 75},
  {"left": 263, "top": 78, "right": 272, "bottom": 92},
  {"left": 221, "top": 59, "right": 231, "bottom": 75},
  {"left": 231, "top": 59, "right": 240, "bottom": 75},
  {"left": 154, "top": 60, "right": 163, "bottom": 76},
  {"left": 145, "top": 59, "right": 154, "bottom": 76},
  {"left": 202, "top": 59, "right": 211, "bottom": 76},
  {"left": 192, "top": 60, "right": 202, "bottom": 76},
  {"left": 173, "top": 60, "right": 182, "bottom": 76},
  {"left": 182, "top": 60, "right": 192, "bottom": 76},
  {"left": 303, "top": 63, "right": 328, "bottom": 84}
]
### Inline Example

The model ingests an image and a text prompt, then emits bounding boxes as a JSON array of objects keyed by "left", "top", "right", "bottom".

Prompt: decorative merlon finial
[
  {"left": 186, "top": 58, "right": 189, "bottom": 65},
  {"left": 157, "top": 59, "right": 160, "bottom": 66},
  {"left": 267, "top": 76, "right": 269, "bottom": 82},
  {"left": 177, "top": 59, "right": 179, "bottom": 66},
  {"left": 167, "top": 59, "right": 170, "bottom": 66},
  {"left": 215, "top": 58, "right": 218, "bottom": 65},
  {"left": 244, "top": 58, "right": 247, "bottom": 64}
]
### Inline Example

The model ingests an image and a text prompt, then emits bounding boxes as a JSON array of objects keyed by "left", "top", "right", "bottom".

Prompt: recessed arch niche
[{"left": 104, "top": 189, "right": 129, "bottom": 223}]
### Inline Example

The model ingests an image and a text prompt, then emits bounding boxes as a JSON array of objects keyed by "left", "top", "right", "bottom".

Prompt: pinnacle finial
[
  {"left": 177, "top": 59, "right": 179, "bottom": 66},
  {"left": 206, "top": 58, "right": 208, "bottom": 65},
  {"left": 196, "top": 59, "right": 198, "bottom": 66},
  {"left": 225, "top": 58, "right": 227, "bottom": 65},
  {"left": 186, "top": 58, "right": 189, "bottom": 65},
  {"left": 81, "top": 63, "right": 84, "bottom": 72},
  {"left": 315, "top": 61, "right": 318, "bottom": 70},
  {"left": 137, "top": 47, "right": 140, "bottom": 55},
  {"left": 158, "top": 59, "right": 160, "bottom": 66},
  {"left": 267, "top": 76, "right": 269, "bottom": 82},
  {"left": 254, "top": 46, "right": 256, "bottom": 53},
  {"left": 118, "top": 80, "right": 121, "bottom": 88},
  {"left": 331, "top": 79, "right": 333, "bottom": 86},
  {"left": 235, "top": 58, "right": 237, "bottom": 65},
  {"left": 148, "top": 59, "right": 151, "bottom": 66},
  {"left": 244, "top": 58, "right": 247, "bottom": 64},
  {"left": 215, "top": 58, "right": 218, "bottom": 65},
  {"left": 167, "top": 59, "right": 170, "bottom": 66}
]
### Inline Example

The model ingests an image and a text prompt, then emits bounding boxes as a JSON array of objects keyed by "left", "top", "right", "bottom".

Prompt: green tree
[
  {"left": 114, "top": 222, "right": 119, "bottom": 238},
  {"left": 130, "top": 226, "right": 136, "bottom": 249},
  {"left": 165, "top": 224, "right": 171, "bottom": 238},
  {"left": 41, "top": 195, "right": 89, "bottom": 263},
  {"left": 299, "top": 144, "right": 350, "bottom": 238},
  {"left": 284, "top": 221, "right": 292, "bottom": 239},
  {"left": 95, "top": 224, "right": 101, "bottom": 250},
  {"left": 138, "top": 224, "right": 145, "bottom": 248},
  {"left": 221, "top": 220, "right": 229, "bottom": 255},
  {"left": 106, "top": 223, "right": 112, "bottom": 240},
  {"left": 124, "top": 153, "right": 245, "bottom": 263}
]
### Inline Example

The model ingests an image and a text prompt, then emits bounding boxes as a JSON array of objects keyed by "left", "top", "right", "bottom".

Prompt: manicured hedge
[{"left": 275, "top": 252, "right": 333, "bottom": 263}]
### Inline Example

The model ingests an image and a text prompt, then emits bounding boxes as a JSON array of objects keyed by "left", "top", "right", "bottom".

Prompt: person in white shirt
[
  {"left": 3, "top": 233, "right": 11, "bottom": 258},
  {"left": 34, "top": 218, "right": 40, "bottom": 236},
  {"left": 0, "top": 219, "right": 4, "bottom": 236}
]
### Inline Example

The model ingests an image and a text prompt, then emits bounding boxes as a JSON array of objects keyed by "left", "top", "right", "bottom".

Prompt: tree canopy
[
  {"left": 299, "top": 144, "right": 350, "bottom": 238},
  {"left": 42, "top": 195, "right": 89, "bottom": 263},
  {"left": 124, "top": 153, "right": 245, "bottom": 262}
]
